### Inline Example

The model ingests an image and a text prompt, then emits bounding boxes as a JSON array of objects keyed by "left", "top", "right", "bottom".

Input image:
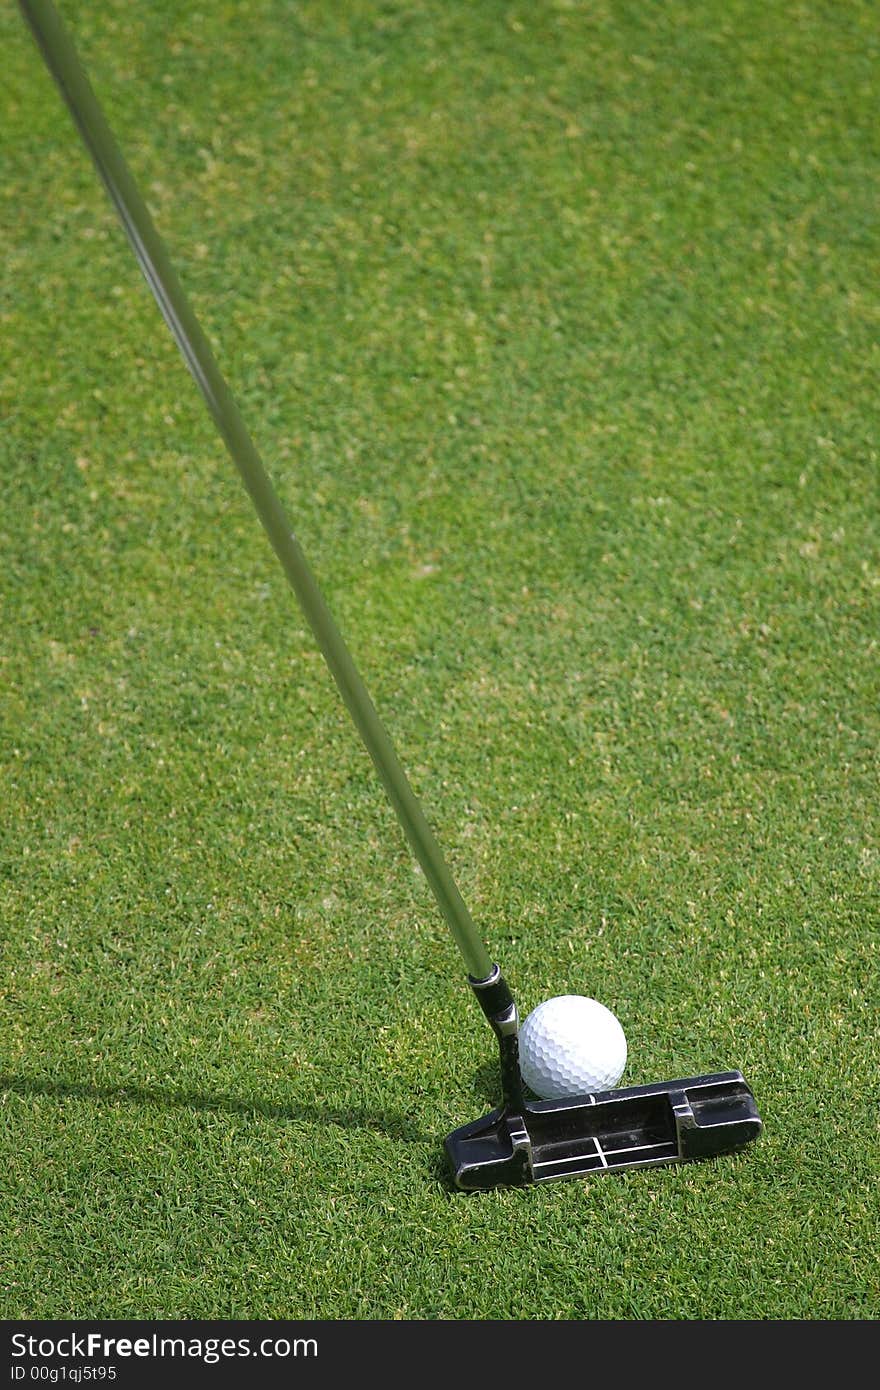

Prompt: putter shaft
[{"left": 19, "top": 0, "right": 492, "bottom": 982}]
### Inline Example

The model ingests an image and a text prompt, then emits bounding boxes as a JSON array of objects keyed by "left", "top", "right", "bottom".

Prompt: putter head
[
  {"left": 445, "top": 1070, "right": 763, "bottom": 1190},
  {"left": 447, "top": 968, "right": 762, "bottom": 1191}
]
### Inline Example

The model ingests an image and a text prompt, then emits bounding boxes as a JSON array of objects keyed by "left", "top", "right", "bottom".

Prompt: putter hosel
[{"left": 469, "top": 967, "right": 526, "bottom": 1113}]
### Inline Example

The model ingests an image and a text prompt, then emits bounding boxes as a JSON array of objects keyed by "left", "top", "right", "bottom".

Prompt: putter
[{"left": 19, "top": 0, "right": 762, "bottom": 1189}]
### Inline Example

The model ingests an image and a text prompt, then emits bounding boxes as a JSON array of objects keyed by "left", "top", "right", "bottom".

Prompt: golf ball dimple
[{"left": 518, "top": 995, "right": 627, "bottom": 1099}]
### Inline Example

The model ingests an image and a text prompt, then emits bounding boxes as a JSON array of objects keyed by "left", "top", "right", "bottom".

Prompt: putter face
[{"left": 445, "top": 1071, "right": 763, "bottom": 1191}]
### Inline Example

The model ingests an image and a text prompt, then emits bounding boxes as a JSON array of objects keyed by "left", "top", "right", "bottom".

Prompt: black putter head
[{"left": 446, "top": 969, "right": 762, "bottom": 1191}]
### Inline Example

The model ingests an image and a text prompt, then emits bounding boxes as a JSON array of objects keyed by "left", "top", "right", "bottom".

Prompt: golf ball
[{"left": 518, "top": 995, "right": 627, "bottom": 1099}]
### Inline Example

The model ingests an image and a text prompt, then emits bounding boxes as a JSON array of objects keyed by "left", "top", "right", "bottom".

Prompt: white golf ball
[{"left": 518, "top": 995, "right": 627, "bottom": 1099}]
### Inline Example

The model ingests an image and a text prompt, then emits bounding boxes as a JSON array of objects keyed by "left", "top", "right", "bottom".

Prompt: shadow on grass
[
  {"left": 472, "top": 1059, "right": 502, "bottom": 1106},
  {"left": 0, "top": 1073, "right": 432, "bottom": 1145}
]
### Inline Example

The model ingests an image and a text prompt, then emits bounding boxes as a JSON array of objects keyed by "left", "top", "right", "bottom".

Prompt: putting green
[{"left": 1, "top": 0, "right": 877, "bottom": 1319}]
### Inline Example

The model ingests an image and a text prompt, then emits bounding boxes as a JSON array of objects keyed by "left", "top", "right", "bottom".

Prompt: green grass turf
[{"left": 1, "top": 0, "right": 878, "bottom": 1319}]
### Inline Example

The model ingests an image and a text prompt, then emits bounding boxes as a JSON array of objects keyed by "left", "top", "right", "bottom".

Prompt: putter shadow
[{"left": 0, "top": 1073, "right": 432, "bottom": 1145}]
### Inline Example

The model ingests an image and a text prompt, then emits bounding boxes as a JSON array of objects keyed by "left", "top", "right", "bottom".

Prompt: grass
[{"left": 1, "top": 0, "right": 878, "bottom": 1319}]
